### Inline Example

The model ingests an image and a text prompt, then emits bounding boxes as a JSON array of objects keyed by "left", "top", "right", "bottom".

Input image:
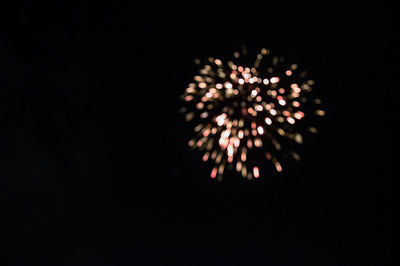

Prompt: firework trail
[{"left": 180, "top": 47, "right": 325, "bottom": 181}]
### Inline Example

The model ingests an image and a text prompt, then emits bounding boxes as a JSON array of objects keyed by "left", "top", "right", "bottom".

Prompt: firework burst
[{"left": 180, "top": 47, "right": 325, "bottom": 181}]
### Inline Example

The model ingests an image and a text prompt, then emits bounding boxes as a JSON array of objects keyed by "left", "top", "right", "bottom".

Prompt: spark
[
  {"left": 211, "top": 167, "right": 217, "bottom": 178},
  {"left": 275, "top": 161, "right": 282, "bottom": 172},
  {"left": 257, "top": 126, "right": 264, "bottom": 135},
  {"left": 270, "top": 77, "right": 280, "bottom": 83},
  {"left": 253, "top": 166, "right": 260, "bottom": 178}
]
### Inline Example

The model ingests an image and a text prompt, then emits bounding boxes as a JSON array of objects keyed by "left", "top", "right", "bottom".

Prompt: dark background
[{"left": 1, "top": 2, "right": 395, "bottom": 265}]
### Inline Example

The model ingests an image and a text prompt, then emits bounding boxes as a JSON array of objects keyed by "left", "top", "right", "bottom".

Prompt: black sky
[{"left": 1, "top": 2, "right": 395, "bottom": 265}]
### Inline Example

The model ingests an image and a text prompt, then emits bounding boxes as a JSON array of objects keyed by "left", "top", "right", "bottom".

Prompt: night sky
[{"left": 1, "top": 2, "right": 395, "bottom": 265}]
